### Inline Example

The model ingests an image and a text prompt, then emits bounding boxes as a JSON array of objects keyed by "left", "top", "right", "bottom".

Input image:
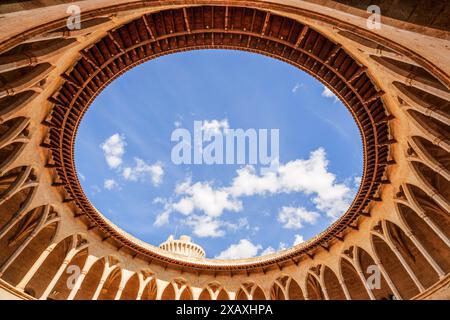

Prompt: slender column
[
  {"left": 353, "top": 261, "right": 376, "bottom": 300},
  {"left": 175, "top": 285, "right": 185, "bottom": 300},
  {"left": 39, "top": 248, "right": 78, "bottom": 300},
  {"left": 114, "top": 284, "right": 125, "bottom": 300},
  {"left": 402, "top": 186, "right": 450, "bottom": 247},
  {"left": 0, "top": 228, "right": 41, "bottom": 276},
  {"left": 91, "top": 266, "right": 112, "bottom": 300},
  {"left": 67, "top": 256, "right": 97, "bottom": 300},
  {"left": 418, "top": 213, "right": 450, "bottom": 247},
  {"left": 406, "top": 231, "right": 445, "bottom": 277},
  {"left": 135, "top": 274, "right": 145, "bottom": 300},
  {"left": 114, "top": 271, "right": 132, "bottom": 300},
  {"left": 16, "top": 243, "right": 57, "bottom": 290},
  {"left": 388, "top": 242, "right": 425, "bottom": 292},
  {"left": 0, "top": 167, "right": 31, "bottom": 209},
  {"left": 428, "top": 189, "right": 450, "bottom": 215},
  {"left": 338, "top": 279, "right": 351, "bottom": 300},
  {"left": 0, "top": 206, "right": 52, "bottom": 275},
  {"left": 191, "top": 287, "right": 202, "bottom": 300},
  {"left": 319, "top": 277, "right": 330, "bottom": 300},
  {"left": 373, "top": 258, "right": 402, "bottom": 300},
  {"left": 155, "top": 279, "right": 167, "bottom": 300}
]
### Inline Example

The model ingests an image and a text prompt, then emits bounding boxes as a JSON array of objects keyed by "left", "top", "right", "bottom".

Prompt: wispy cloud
[
  {"left": 100, "top": 133, "right": 126, "bottom": 169},
  {"left": 123, "top": 158, "right": 164, "bottom": 186},
  {"left": 104, "top": 179, "right": 119, "bottom": 190},
  {"left": 292, "top": 82, "right": 304, "bottom": 94}
]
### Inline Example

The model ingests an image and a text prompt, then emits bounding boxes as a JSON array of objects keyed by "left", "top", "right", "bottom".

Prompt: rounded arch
[
  {"left": 24, "top": 234, "right": 74, "bottom": 299},
  {"left": 371, "top": 233, "right": 420, "bottom": 299},
  {"left": 270, "top": 282, "right": 285, "bottom": 300},
  {"left": 160, "top": 282, "right": 176, "bottom": 300},
  {"left": 47, "top": 247, "right": 89, "bottom": 300},
  {"left": 396, "top": 201, "right": 450, "bottom": 273},
  {"left": 97, "top": 267, "right": 122, "bottom": 300},
  {"left": 340, "top": 257, "right": 370, "bottom": 300},
  {"left": 201, "top": 281, "right": 228, "bottom": 300},
  {"left": 0, "top": 117, "right": 30, "bottom": 170},
  {"left": 357, "top": 247, "right": 395, "bottom": 300},
  {"left": 120, "top": 272, "right": 140, "bottom": 300},
  {"left": 0, "top": 166, "right": 36, "bottom": 229},
  {"left": 74, "top": 257, "right": 107, "bottom": 300},
  {"left": 179, "top": 286, "right": 193, "bottom": 300},
  {"left": 216, "top": 288, "right": 229, "bottom": 300},
  {"left": 236, "top": 282, "right": 265, "bottom": 300},
  {"left": 0, "top": 221, "right": 58, "bottom": 289},
  {"left": 384, "top": 219, "right": 439, "bottom": 289},
  {"left": 403, "top": 183, "right": 450, "bottom": 241},
  {"left": 140, "top": 278, "right": 157, "bottom": 300},
  {"left": 235, "top": 288, "right": 248, "bottom": 300},
  {"left": 306, "top": 272, "right": 325, "bottom": 300},
  {"left": 0, "top": 204, "right": 47, "bottom": 268},
  {"left": 198, "top": 288, "right": 212, "bottom": 300},
  {"left": 410, "top": 161, "right": 450, "bottom": 206},
  {"left": 252, "top": 286, "right": 266, "bottom": 300},
  {"left": 322, "top": 266, "right": 346, "bottom": 300},
  {"left": 288, "top": 278, "right": 305, "bottom": 300},
  {"left": 410, "top": 136, "right": 450, "bottom": 179}
]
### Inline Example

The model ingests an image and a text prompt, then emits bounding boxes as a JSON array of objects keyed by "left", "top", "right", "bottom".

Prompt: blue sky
[{"left": 75, "top": 50, "right": 362, "bottom": 259}]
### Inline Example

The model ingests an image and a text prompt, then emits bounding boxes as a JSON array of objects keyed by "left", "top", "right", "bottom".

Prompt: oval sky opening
[{"left": 75, "top": 49, "right": 363, "bottom": 259}]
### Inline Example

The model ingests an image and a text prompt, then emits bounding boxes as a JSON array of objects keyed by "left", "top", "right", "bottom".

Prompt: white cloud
[
  {"left": 104, "top": 179, "right": 119, "bottom": 190},
  {"left": 277, "top": 206, "right": 319, "bottom": 229},
  {"left": 201, "top": 119, "right": 229, "bottom": 135},
  {"left": 171, "top": 179, "right": 242, "bottom": 217},
  {"left": 215, "top": 239, "right": 262, "bottom": 259},
  {"left": 100, "top": 133, "right": 126, "bottom": 169},
  {"left": 321, "top": 85, "right": 339, "bottom": 102},
  {"left": 228, "top": 148, "right": 354, "bottom": 218},
  {"left": 174, "top": 120, "right": 182, "bottom": 128},
  {"left": 154, "top": 147, "right": 354, "bottom": 235},
  {"left": 154, "top": 209, "right": 171, "bottom": 227},
  {"left": 123, "top": 158, "right": 164, "bottom": 186},
  {"left": 185, "top": 215, "right": 225, "bottom": 238},
  {"left": 293, "top": 234, "right": 305, "bottom": 246},
  {"left": 292, "top": 82, "right": 303, "bottom": 94},
  {"left": 172, "top": 197, "right": 194, "bottom": 215},
  {"left": 79, "top": 173, "right": 86, "bottom": 181}
]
